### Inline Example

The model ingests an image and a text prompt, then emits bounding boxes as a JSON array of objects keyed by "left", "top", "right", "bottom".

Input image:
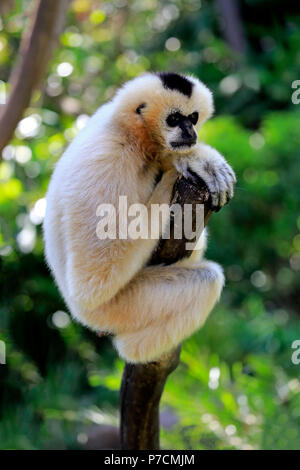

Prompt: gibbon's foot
[{"left": 175, "top": 145, "right": 236, "bottom": 212}]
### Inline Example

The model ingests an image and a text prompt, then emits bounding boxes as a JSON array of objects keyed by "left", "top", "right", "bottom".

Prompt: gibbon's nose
[{"left": 180, "top": 119, "right": 197, "bottom": 144}]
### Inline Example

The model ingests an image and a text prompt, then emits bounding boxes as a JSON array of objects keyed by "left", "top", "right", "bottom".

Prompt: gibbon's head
[{"left": 114, "top": 72, "right": 214, "bottom": 155}]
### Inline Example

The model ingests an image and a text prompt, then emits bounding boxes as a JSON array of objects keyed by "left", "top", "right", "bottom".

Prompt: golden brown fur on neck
[{"left": 118, "top": 110, "right": 162, "bottom": 165}]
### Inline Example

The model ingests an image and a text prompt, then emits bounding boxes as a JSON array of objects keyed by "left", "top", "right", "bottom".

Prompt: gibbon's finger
[{"left": 217, "top": 166, "right": 234, "bottom": 204}]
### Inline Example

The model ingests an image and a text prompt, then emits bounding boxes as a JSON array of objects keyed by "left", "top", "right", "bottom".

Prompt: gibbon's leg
[{"left": 85, "top": 258, "right": 224, "bottom": 363}]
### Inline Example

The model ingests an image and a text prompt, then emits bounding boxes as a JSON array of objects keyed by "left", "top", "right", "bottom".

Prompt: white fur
[{"left": 43, "top": 72, "right": 235, "bottom": 363}]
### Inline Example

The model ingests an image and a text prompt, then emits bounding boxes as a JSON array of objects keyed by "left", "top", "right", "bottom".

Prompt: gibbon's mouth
[{"left": 171, "top": 140, "right": 196, "bottom": 149}]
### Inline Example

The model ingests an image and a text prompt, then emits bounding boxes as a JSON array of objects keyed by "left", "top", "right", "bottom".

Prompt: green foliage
[{"left": 0, "top": 0, "right": 300, "bottom": 450}]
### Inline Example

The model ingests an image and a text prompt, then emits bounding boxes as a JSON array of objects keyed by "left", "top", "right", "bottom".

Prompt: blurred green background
[{"left": 0, "top": 0, "right": 300, "bottom": 450}]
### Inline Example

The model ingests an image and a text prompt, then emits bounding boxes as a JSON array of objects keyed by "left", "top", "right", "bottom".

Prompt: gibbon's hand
[{"left": 174, "top": 144, "right": 236, "bottom": 212}]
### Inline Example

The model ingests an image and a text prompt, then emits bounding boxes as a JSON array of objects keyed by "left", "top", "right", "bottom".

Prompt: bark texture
[{"left": 0, "top": 0, "right": 69, "bottom": 154}]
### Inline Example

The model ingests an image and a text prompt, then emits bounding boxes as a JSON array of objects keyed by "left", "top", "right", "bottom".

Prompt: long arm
[{"left": 65, "top": 169, "right": 178, "bottom": 314}]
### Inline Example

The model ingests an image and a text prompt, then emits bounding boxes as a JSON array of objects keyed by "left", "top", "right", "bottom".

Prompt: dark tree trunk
[
  {"left": 215, "top": 0, "right": 248, "bottom": 55},
  {"left": 120, "top": 347, "right": 181, "bottom": 450},
  {"left": 0, "top": 0, "right": 70, "bottom": 154},
  {"left": 120, "top": 173, "right": 212, "bottom": 450}
]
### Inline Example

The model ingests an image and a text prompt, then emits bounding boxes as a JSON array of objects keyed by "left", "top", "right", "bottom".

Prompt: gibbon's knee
[{"left": 112, "top": 260, "right": 224, "bottom": 363}]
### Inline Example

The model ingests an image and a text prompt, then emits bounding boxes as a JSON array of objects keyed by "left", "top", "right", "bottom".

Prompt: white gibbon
[{"left": 43, "top": 72, "right": 236, "bottom": 363}]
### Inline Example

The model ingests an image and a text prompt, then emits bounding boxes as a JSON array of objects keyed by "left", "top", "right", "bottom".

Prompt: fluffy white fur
[{"left": 43, "top": 72, "right": 235, "bottom": 363}]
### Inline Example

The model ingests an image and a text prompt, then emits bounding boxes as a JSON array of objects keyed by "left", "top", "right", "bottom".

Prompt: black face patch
[
  {"left": 157, "top": 72, "right": 194, "bottom": 98},
  {"left": 166, "top": 112, "right": 197, "bottom": 148},
  {"left": 188, "top": 111, "right": 198, "bottom": 125},
  {"left": 166, "top": 112, "right": 182, "bottom": 127},
  {"left": 166, "top": 111, "right": 198, "bottom": 128}
]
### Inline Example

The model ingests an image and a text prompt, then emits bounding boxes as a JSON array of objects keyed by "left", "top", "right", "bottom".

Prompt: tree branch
[
  {"left": 215, "top": 0, "right": 248, "bottom": 55},
  {"left": 120, "top": 174, "right": 212, "bottom": 450},
  {"left": 0, "top": 0, "right": 69, "bottom": 154},
  {"left": 0, "top": 0, "right": 16, "bottom": 16}
]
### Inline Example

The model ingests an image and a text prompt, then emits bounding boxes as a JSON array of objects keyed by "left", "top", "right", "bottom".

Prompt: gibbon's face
[
  {"left": 116, "top": 72, "right": 214, "bottom": 155},
  {"left": 155, "top": 73, "right": 213, "bottom": 153},
  {"left": 162, "top": 108, "right": 198, "bottom": 152}
]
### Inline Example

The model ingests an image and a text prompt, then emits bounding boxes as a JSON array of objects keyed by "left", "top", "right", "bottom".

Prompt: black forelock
[{"left": 157, "top": 72, "right": 194, "bottom": 98}]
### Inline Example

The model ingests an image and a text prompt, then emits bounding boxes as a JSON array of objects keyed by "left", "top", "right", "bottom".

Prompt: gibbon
[{"left": 43, "top": 72, "right": 236, "bottom": 363}]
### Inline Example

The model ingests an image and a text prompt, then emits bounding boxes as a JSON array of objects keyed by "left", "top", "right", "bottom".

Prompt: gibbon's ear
[{"left": 136, "top": 103, "right": 146, "bottom": 114}]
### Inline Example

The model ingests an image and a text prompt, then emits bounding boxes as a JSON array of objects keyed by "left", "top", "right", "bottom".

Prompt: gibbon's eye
[
  {"left": 166, "top": 112, "right": 181, "bottom": 127},
  {"left": 188, "top": 112, "right": 199, "bottom": 125}
]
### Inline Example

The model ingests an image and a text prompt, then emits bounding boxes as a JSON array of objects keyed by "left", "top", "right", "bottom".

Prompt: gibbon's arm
[
  {"left": 175, "top": 143, "right": 236, "bottom": 212},
  {"left": 65, "top": 169, "right": 177, "bottom": 315}
]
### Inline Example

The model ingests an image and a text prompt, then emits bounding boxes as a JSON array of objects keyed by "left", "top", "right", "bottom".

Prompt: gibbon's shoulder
[
  {"left": 68, "top": 101, "right": 116, "bottom": 151},
  {"left": 53, "top": 101, "right": 118, "bottom": 172}
]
